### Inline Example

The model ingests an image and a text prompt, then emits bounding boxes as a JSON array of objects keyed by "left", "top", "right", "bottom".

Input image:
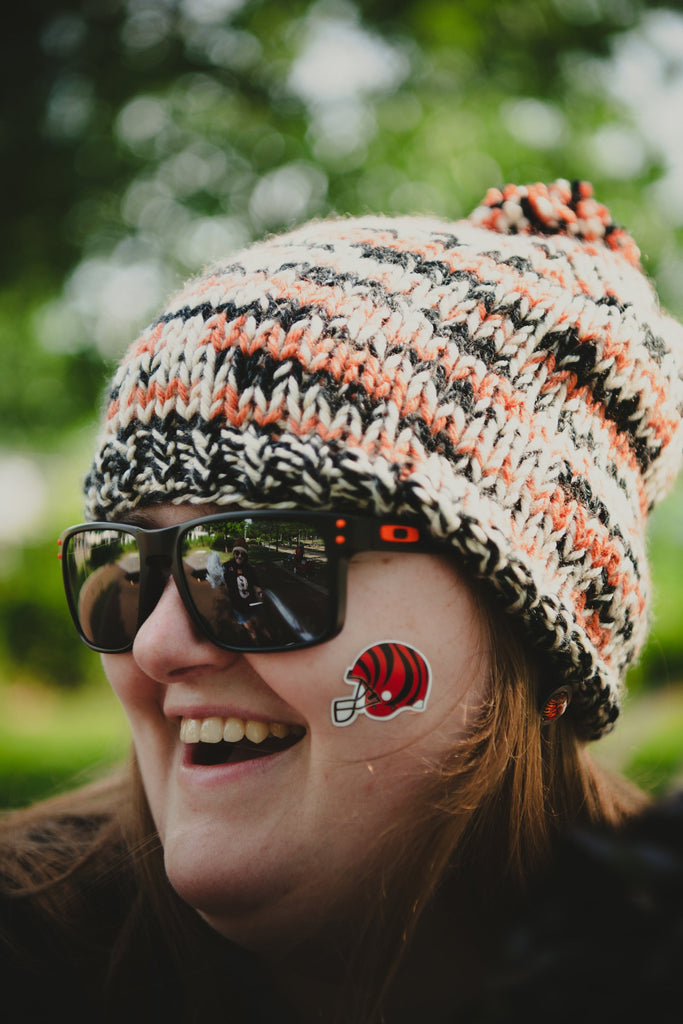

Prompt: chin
[
  {"left": 165, "top": 840, "right": 294, "bottom": 937},
  {"left": 163, "top": 840, "right": 349, "bottom": 953}
]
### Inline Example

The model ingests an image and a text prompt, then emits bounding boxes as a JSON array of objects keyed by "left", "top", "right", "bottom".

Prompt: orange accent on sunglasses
[{"left": 380, "top": 524, "right": 421, "bottom": 544}]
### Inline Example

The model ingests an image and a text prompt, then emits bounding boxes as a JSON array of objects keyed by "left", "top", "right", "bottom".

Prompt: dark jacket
[{"left": 0, "top": 816, "right": 293, "bottom": 1024}]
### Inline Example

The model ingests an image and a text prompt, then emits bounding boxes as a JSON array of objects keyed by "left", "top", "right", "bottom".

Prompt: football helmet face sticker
[{"left": 332, "top": 641, "right": 432, "bottom": 727}]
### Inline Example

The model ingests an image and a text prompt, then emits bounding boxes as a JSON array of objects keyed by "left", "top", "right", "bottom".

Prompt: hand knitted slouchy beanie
[{"left": 84, "top": 179, "right": 683, "bottom": 740}]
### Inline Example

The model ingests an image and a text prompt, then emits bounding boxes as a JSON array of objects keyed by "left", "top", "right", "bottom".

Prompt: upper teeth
[{"left": 180, "top": 716, "right": 300, "bottom": 745}]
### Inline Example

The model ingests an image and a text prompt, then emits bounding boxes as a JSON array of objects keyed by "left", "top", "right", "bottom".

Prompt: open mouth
[{"left": 180, "top": 715, "right": 305, "bottom": 767}]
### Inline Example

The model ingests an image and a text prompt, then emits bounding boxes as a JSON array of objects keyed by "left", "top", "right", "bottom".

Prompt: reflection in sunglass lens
[
  {"left": 65, "top": 529, "right": 141, "bottom": 651},
  {"left": 180, "top": 518, "right": 332, "bottom": 649}
]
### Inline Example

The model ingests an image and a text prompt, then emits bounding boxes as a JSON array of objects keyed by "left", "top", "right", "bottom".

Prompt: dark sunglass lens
[
  {"left": 64, "top": 529, "right": 141, "bottom": 651},
  {"left": 180, "top": 518, "right": 332, "bottom": 649}
]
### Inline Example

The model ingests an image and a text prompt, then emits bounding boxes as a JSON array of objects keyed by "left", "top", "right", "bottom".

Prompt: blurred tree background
[{"left": 1, "top": 0, "right": 683, "bottom": 805}]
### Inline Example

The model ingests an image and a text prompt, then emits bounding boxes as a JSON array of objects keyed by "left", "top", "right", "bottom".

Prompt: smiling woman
[{"left": 1, "top": 179, "right": 682, "bottom": 1023}]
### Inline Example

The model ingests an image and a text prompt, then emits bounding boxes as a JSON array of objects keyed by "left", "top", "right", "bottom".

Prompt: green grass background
[{"left": 0, "top": 679, "right": 129, "bottom": 809}]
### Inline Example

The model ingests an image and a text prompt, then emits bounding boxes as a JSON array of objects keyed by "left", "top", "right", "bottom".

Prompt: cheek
[
  {"left": 101, "top": 654, "right": 171, "bottom": 829},
  {"left": 334, "top": 559, "right": 488, "bottom": 733},
  {"left": 250, "top": 561, "right": 488, "bottom": 758},
  {"left": 100, "top": 653, "right": 161, "bottom": 719}
]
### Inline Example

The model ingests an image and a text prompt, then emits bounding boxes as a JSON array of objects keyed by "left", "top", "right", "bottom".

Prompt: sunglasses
[{"left": 58, "top": 511, "right": 445, "bottom": 654}]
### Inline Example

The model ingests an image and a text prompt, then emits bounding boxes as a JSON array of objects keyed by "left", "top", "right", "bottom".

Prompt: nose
[{"left": 132, "top": 575, "right": 239, "bottom": 683}]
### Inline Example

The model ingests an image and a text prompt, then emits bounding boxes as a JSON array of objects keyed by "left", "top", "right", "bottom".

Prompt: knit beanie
[{"left": 84, "top": 179, "right": 683, "bottom": 740}]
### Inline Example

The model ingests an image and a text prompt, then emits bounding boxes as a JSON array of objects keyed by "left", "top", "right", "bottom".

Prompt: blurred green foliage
[
  {"left": 0, "top": 680, "right": 129, "bottom": 808},
  {"left": 1, "top": 0, "right": 682, "bottom": 802}
]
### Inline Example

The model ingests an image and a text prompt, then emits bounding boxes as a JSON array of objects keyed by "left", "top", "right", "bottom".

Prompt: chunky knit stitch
[{"left": 84, "top": 179, "right": 683, "bottom": 740}]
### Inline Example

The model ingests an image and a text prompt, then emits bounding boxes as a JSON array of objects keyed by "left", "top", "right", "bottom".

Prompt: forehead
[{"left": 120, "top": 502, "right": 225, "bottom": 529}]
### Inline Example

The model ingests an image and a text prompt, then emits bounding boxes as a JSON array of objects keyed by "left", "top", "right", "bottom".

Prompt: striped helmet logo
[{"left": 332, "top": 641, "right": 432, "bottom": 727}]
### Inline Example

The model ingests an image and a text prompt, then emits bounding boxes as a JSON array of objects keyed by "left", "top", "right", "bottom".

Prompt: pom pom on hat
[
  {"left": 470, "top": 178, "right": 642, "bottom": 265},
  {"left": 84, "top": 179, "right": 683, "bottom": 739}
]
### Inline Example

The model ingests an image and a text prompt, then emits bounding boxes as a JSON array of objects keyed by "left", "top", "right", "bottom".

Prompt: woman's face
[{"left": 102, "top": 503, "right": 489, "bottom": 950}]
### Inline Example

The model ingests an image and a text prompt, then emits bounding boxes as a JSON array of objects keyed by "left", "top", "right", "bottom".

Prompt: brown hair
[
  {"left": 0, "top": 606, "right": 646, "bottom": 1022},
  {"left": 326, "top": 600, "right": 648, "bottom": 1022}
]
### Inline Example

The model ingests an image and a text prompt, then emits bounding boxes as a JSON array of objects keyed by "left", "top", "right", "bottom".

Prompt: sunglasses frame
[{"left": 58, "top": 511, "right": 447, "bottom": 655}]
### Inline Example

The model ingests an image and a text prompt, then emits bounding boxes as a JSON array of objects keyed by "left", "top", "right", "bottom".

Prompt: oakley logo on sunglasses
[
  {"left": 379, "top": 524, "right": 421, "bottom": 543},
  {"left": 332, "top": 641, "right": 432, "bottom": 726}
]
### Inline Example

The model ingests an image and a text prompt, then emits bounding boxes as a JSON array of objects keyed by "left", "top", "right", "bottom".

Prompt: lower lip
[{"left": 178, "top": 742, "right": 300, "bottom": 786}]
